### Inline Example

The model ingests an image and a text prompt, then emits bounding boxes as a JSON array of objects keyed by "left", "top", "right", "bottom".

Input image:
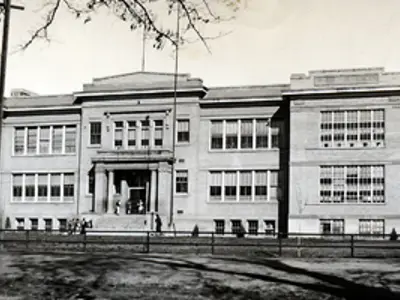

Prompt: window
[
  {"left": 52, "top": 126, "right": 63, "bottom": 154},
  {"left": 51, "top": 173, "right": 61, "bottom": 201},
  {"left": 12, "top": 174, "right": 23, "bottom": 202},
  {"left": 209, "top": 171, "right": 222, "bottom": 201},
  {"left": 177, "top": 119, "right": 190, "bottom": 143},
  {"left": 30, "top": 218, "right": 38, "bottom": 231},
  {"left": 239, "top": 171, "right": 252, "bottom": 201},
  {"left": 248, "top": 220, "right": 258, "bottom": 235},
  {"left": 154, "top": 120, "right": 163, "bottom": 147},
  {"left": 58, "top": 219, "right": 67, "bottom": 232},
  {"left": 14, "top": 125, "right": 77, "bottom": 155},
  {"left": 39, "top": 126, "right": 50, "bottom": 154},
  {"left": 240, "top": 119, "right": 253, "bottom": 149},
  {"left": 224, "top": 171, "right": 237, "bottom": 201},
  {"left": 127, "top": 121, "right": 136, "bottom": 148},
  {"left": 14, "top": 127, "right": 25, "bottom": 154},
  {"left": 359, "top": 219, "right": 384, "bottom": 236},
  {"left": 114, "top": 121, "right": 123, "bottom": 148},
  {"left": 264, "top": 220, "right": 276, "bottom": 235},
  {"left": 141, "top": 120, "right": 150, "bottom": 148},
  {"left": 175, "top": 170, "right": 188, "bottom": 194},
  {"left": 231, "top": 220, "right": 242, "bottom": 234},
  {"left": 320, "top": 109, "right": 385, "bottom": 148},
  {"left": 210, "top": 120, "right": 223, "bottom": 149},
  {"left": 44, "top": 219, "right": 52, "bottom": 232},
  {"left": 25, "top": 174, "right": 35, "bottom": 202},
  {"left": 320, "top": 219, "right": 344, "bottom": 235},
  {"left": 87, "top": 169, "right": 94, "bottom": 195},
  {"left": 27, "top": 127, "right": 37, "bottom": 154},
  {"left": 16, "top": 218, "right": 24, "bottom": 231},
  {"left": 90, "top": 122, "right": 102, "bottom": 145},
  {"left": 38, "top": 174, "right": 48, "bottom": 202},
  {"left": 210, "top": 118, "right": 281, "bottom": 151},
  {"left": 319, "top": 165, "right": 385, "bottom": 204},
  {"left": 214, "top": 220, "right": 225, "bottom": 235},
  {"left": 63, "top": 173, "right": 75, "bottom": 201},
  {"left": 65, "top": 125, "right": 76, "bottom": 153},
  {"left": 209, "top": 170, "right": 278, "bottom": 202},
  {"left": 225, "top": 120, "right": 238, "bottom": 149}
]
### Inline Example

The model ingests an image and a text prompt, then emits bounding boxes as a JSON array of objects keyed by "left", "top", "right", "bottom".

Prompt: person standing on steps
[
  {"left": 155, "top": 214, "right": 162, "bottom": 234},
  {"left": 115, "top": 200, "right": 121, "bottom": 215}
]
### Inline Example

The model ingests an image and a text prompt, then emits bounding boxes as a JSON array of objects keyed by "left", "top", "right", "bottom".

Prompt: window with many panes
[
  {"left": 209, "top": 170, "right": 279, "bottom": 202},
  {"left": 16, "top": 218, "right": 24, "bottom": 231},
  {"left": 127, "top": 121, "right": 136, "bottom": 148},
  {"left": 320, "top": 165, "right": 385, "bottom": 204},
  {"left": 141, "top": 120, "right": 150, "bottom": 148},
  {"left": 320, "top": 109, "right": 385, "bottom": 148},
  {"left": 359, "top": 219, "right": 385, "bottom": 236},
  {"left": 114, "top": 121, "right": 123, "bottom": 147},
  {"left": 177, "top": 119, "right": 190, "bottom": 143},
  {"left": 44, "top": 219, "right": 52, "bottom": 232},
  {"left": 247, "top": 220, "right": 259, "bottom": 235},
  {"left": 231, "top": 220, "right": 242, "bottom": 234},
  {"left": 210, "top": 118, "right": 283, "bottom": 150},
  {"left": 175, "top": 170, "right": 188, "bottom": 194},
  {"left": 58, "top": 219, "right": 67, "bottom": 232},
  {"left": 320, "top": 219, "right": 344, "bottom": 235},
  {"left": 14, "top": 125, "right": 77, "bottom": 155},
  {"left": 12, "top": 173, "right": 75, "bottom": 202},
  {"left": 30, "top": 218, "right": 38, "bottom": 231},
  {"left": 90, "top": 122, "right": 102, "bottom": 145},
  {"left": 214, "top": 220, "right": 225, "bottom": 235},
  {"left": 154, "top": 120, "right": 163, "bottom": 147}
]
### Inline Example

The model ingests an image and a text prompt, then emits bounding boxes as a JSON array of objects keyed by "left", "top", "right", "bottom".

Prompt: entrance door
[{"left": 127, "top": 188, "right": 147, "bottom": 214}]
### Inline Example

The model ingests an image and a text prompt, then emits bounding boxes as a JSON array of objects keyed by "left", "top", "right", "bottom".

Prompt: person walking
[{"left": 155, "top": 214, "right": 162, "bottom": 234}]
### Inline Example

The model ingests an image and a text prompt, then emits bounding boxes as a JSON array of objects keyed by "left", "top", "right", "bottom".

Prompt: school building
[{"left": 1, "top": 67, "right": 399, "bottom": 236}]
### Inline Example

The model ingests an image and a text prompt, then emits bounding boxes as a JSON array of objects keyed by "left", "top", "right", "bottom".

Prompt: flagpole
[
  {"left": 141, "top": 23, "right": 146, "bottom": 71},
  {"left": 169, "top": 1, "right": 180, "bottom": 228}
]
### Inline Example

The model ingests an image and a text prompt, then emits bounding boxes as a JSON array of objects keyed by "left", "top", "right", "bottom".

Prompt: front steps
[{"left": 80, "top": 213, "right": 153, "bottom": 232}]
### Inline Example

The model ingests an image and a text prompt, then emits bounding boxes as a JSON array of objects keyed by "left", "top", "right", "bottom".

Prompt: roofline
[
  {"left": 282, "top": 86, "right": 400, "bottom": 97},
  {"left": 4, "top": 105, "right": 81, "bottom": 112},
  {"left": 74, "top": 87, "right": 208, "bottom": 98},
  {"left": 201, "top": 97, "right": 282, "bottom": 103},
  {"left": 207, "top": 84, "right": 289, "bottom": 90},
  {"left": 92, "top": 71, "right": 192, "bottom": 82}
]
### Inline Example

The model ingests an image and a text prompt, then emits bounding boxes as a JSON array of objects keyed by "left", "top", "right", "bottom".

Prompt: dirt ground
[{"left": 0, "top": 253, "right": 399, "bottom": 300}]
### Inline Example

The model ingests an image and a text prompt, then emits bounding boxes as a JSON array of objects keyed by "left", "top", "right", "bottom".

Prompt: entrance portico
[{"left": 92, "top": 149, "right": 173, "bottom": 219}]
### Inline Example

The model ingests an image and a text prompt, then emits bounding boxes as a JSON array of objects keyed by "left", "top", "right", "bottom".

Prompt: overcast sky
[{"left": 4, "top": 0, "right": 400, "bottom": 95}]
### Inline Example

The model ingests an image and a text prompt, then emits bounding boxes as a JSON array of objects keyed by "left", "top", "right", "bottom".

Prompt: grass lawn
[{"left": 0, "top": 253, "right": 400, "bottom": 299}]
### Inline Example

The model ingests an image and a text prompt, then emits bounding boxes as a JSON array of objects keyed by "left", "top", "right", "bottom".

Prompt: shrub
[
  {"left": 192, "top": 224, "right": 199, "bottom": 237},
  {"left": 236, "top": 224, "right": 246, "bottom": 238},
  {"left": 390, "top": 228, "right": 398, "bottom": 241}
]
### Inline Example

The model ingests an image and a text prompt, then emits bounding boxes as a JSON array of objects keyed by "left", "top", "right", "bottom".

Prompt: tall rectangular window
[
  {"left": 248, "top": 220, "right": 259, "bottom": 235},
  {"left": 154, "top": 120, "right": 163, "bottom": 147},
  {"left": 239, "top": 171, "right": 252, "bottom": 201},
  {"left": 12, "top": 174, "right": 23, "bottom": 202},
  {"left": 44, "top": 219, "right": 53, "bottom": 232},
  {"left": 30, "top": 218, "right": 38, "bottom": 231},
  {"left": 65, "top": 125, "right": 76, "bottom": 153},
  {"left": 50, "top": 173, "right": 61, "bottom": 201},
  {"left": 224, "top": 171, "right": 237, "bottom": 201},
  {"left": 52, "top": 126, "right": 63, "bottom": 154},
  {"left": 90, "top": 122, "right": 102, "bottom": 145},
  {"left": 14, "top": 127, "right": 25, "bottom": 154},
  {"left": 256, "top": 119, "right": 269, "bottom": 148},
  {"left": 320, "top": 109, "right": 385, "bottom": 148},
  {"left": 214, "top": 220, "right": 225, "bottom": 235},
  {"left": 225, "top": 120, "right": 238, "bottom": 149},
  {"left": 231, "top": 220, "right": 242, "bottom": 234},
  {"left": 270, "top": 119, "right": 283, "bottom": 148},
  {"left": 269, "top": 170, "right": 279, "bottom": 200},
  {"left": 114, "top": 121, "right": 123, "bottom": 147},
  {"left": 39, "top": 126, "right": 50, "bottom": 154},
  {"left": 255, "top": 171, "right": 268, "bottom": 201},
  {"left": 240, "top": 119, "right": 253, "bottom": 149},
  {"left": 37, "top": 174, "right": 48, "bottom": 202},
  {"left": 27, "top": 127, "right": 37, "bottom": 154},
  {"left": 175, "top": 170, "right": 188, "bottom": 194},
  {"left": 177, "top": 119, "right": 190, "bottom": 143},
  {"left": 24, "top": 174, "right": 35, "bottom": 201},
  {"left": 319, "top": 165, "right": 385, "bottom": 204},
  {"left": 320, "top": 219, "right": 344, "bottom": 235},
  {"left": 63, "top": 173, "right": 75, "bottom": 201},
  {"left": 127, "top": 121, "right": 136, "bottom": 148},
  {"left": 209, "top": 171, "right": 222, "bottom": 201},
  {"left": 141, "top": 120, "right": 150, "bottom": 148},
  {"left": 210, "top": 120, "right": 223, "bottom": 149}
]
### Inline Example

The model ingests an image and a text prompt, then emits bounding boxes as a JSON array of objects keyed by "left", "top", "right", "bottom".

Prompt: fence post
[
  {"left": 25, "top": 230, "right": 29, "bottom": 250},
  {"left": 278, "top": 232, "right": 282, "bottom": 257},
  {"left": 146, "top": 231, "right": 150, "bottom": 253},
  {"left": 350, "top": 234, "right": 354, "bottom": 258},
  {"left": 211, "top": 232, "right": 215, "bottom": 255},
  {"left": 296, "top": 236, "right": 302, "bottom": 258},
  {"left": 83, "top": 232, "right": 87, "bottom": 252}
]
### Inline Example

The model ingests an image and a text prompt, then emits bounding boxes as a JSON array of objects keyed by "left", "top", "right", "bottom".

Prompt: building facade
[{"left": 2, "top": 67, "right": 400, "bottom": 235}]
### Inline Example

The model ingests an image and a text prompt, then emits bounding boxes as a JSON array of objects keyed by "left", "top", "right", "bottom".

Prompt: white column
[
  {"left": 94, "top": 164, "right": 107, "bottom": 213},
  {"left": 107, "top": 170, "right": 114, "bottom": 213},
  {"left": 150, "top": 170, "right": 157, "bottom": 212}
]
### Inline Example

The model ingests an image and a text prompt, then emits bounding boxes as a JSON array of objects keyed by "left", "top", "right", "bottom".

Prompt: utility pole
[
  {"left": 169, "top": 1, "right": 180, "bottom": 228},
  {"left": 141, "top": 23, "right": 146, "bottom": 72},
  {"left": 0, "top": 0, "right": 24, "bottom": 230}
]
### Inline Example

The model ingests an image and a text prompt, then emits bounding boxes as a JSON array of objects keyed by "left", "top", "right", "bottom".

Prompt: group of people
[
  {"left": 114, "top": 199, "right": 146, "bottom": 215},
  {"left": 67, "top": 218, "right": 92, "bottom": 235}
]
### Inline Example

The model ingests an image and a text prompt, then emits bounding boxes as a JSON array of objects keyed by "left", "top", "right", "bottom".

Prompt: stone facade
[{"left": 2, "top": 68, "right": 400, "bottom": 235}]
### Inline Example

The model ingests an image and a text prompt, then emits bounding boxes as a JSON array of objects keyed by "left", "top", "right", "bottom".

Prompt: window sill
[
  {"left": 87, "top": 145, "right": 102, "bottom": 149},
  {"left": 12, "top": 153, "right": 76, "bottom": 157},
  {"left": 207, "top": 200, "right": 278, "bottom": 204},
  {"left": 175, "top": 193, "right": 189, "bottom": 197},
  {"left": 176, "top": 142, "right": 191, "bottom": 147},
  {"left": 10, "top": 201, "right": 75, "bottom": 204},
  {"left": 307, "top": 203, "right": 386, "bottom": 206},
  {"left": 307, "top": 146, "right": 386, "bottom": 151}
]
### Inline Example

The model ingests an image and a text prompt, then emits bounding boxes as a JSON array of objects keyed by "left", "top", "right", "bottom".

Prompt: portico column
[
  {"left": 107, "top": 170, "right": 114, "bottom": 213},
  {"left": 150, "top": 170, "right": 157, "bottom": 212},
  {"left": 94, "top": 164, "right": 107, "bottom": 213}
]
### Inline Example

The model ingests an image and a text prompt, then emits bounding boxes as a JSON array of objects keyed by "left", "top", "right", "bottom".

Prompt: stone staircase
[{"left": 81, "top": 213, "right": 152, "bottom": 232}]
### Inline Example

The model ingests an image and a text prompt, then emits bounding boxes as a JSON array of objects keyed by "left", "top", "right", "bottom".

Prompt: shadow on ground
[{"left": 1, "top": 253, "right": 399, "bottom": 300}]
